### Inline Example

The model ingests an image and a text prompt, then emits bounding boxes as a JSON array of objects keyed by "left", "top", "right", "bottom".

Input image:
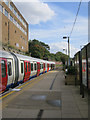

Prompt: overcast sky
[{"left": 14, "top": 0, "right": 88, "bottom": 57}]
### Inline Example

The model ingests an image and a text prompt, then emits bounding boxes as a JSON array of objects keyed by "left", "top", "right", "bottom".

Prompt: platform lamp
[
  {"left": 63, "top": 36, "right": 70, "bottom": 66},
  {"left": 63, "top": 48, "right": 67, "bottom": 55}
]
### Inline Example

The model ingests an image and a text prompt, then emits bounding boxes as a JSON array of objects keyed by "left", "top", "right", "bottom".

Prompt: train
[{"left": 0, "top": 50, "right": 55, "bottom": 93}]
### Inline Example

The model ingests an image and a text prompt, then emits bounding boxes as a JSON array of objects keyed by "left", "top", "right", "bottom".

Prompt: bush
[{"left": 66, "top": 66, "right": 76, "bottom": 75}]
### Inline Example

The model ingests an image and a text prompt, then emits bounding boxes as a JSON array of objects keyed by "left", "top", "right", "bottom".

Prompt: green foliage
[
  {"left": 49, "top": 53, "right": 56, "bottom": 61},
  {"left": 66, "top": 66, "right": 76, "bottom": 75},
  {"left": 28, "top": 39, "right": 68, "bottom": 64},
  {"left": 55, "top": 52, "right": 68, "bottom": 64},
  {"left": 40, "top": 41, "right": 50, "bottom": 50},
  {"left": 28, "top": 39, "right": 50, "bottom": 59},
  {"left": 63, "top": 64, "right": 68, "bottom": 71}
]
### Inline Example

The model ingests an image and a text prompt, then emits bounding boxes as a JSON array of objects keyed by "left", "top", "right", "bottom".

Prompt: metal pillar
[{"left": 68, "top": 37, "right": 70, "bottom": 66}]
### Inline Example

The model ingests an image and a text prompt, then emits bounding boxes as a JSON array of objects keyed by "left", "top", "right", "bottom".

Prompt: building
[{"left": 0, "top": 0, "right": 28, "bottom": 52}]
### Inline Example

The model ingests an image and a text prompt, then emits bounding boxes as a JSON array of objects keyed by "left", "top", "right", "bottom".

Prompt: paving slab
[
  {"left": 42, "top": 110, "right": 61, "bottom": 118},
  {"left": 17, "top": 109, "right": 40, "bottom": 118},
  {"left": 62, "top": 113, "right": 82, "bottom": 118}
]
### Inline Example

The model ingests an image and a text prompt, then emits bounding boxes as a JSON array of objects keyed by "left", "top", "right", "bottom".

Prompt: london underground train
[{"left": 0, "top": 50, "right": 55, "bottom": 93}]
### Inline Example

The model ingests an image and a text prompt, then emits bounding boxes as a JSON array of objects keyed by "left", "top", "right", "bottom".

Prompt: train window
[
  {"left": 34, "top": 63, "right": 37, "bottom": 70},
  {"left": 40, "top": 64, "right": 42, "bottom": 69},
  {"left": 31, "top": 63, "right": 33, "bottom": 71},
  {"left": 8, "top": 62, "right": 12, "bottom": 76},
  {"left": 26, "top": 62, "right": 27, "bottom": 72},
  {"left": 28, "top": 63, "right": 30, "bottom": 72},
  {"left": 1, "top": 60, "right": 6, "bottom": 78},
  {"left": 21, "top": 63, "right": 23, "bottom": 73},
  {"left": 42, "top": 64, "right": 43, "bottom": 69}
]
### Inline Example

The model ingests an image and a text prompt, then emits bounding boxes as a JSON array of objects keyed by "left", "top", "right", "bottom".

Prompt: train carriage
[
  {"left": 0, "top": 50, "right": 15, "bottom": 92},
  {"left": 13, "top": 53, "right": 31, "bottom": 83},
  {"left": 0, "top": 50, "right": 55, "bottom": 93}
]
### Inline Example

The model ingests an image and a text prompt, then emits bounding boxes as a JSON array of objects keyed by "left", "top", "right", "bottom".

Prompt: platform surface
[{"left": 0, "top": 67, "right": 88, "bottom": 119}]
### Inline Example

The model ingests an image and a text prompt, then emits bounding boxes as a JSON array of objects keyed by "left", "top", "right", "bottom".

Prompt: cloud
[
  {"left": 14, "top": 0, "right": 55, "bottom": 24},
  {"left": 49, "top": 41, "right": 79, "bottom": 57},
  {"left": 30, "top": 14, "right": 87, "bottom": 57},
  {"left": 30, "top": 16, "right": 88, "bottom": 41},
  {"left": 30, "top": 13, "right": 88, "bottom": 49}
]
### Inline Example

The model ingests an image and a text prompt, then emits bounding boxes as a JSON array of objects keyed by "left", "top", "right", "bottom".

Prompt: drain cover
[
  {"left": 46, "top": 100, "right": 61, "bottom": 107},
  {"left": 31, "top": 95, "right": 47, "bottom": 100}
]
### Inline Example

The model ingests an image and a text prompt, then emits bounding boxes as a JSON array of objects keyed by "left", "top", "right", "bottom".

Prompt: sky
[{"left": 14, "top": 0, "right": 88, "bottom": 57}]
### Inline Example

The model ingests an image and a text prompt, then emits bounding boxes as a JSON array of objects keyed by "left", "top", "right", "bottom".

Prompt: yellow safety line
[
  {"left": 2, "top": 76, "right": 45, "bottom": 109},
  {"left": 0, "top": 71, "right": 51, "bottom": 100},
  {"left": 0, "top": 78, "right": 38, "bottom": 100},
  {"left": 0, "top": 91, "right": 14, "bottom": 100}
]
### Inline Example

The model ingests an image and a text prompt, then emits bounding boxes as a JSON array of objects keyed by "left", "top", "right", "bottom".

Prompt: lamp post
[{"left": 63, "top": 36, "right": 70, "bottom": 66}]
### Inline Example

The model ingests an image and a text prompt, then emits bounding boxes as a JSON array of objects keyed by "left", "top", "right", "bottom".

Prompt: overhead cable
[{"left": 69, "top": 0, "right": 82, "bottom": 38}]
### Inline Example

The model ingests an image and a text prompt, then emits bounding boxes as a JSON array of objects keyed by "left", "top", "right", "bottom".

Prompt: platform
[{"left": 0, "top": 67, "right": 88, "bottom": 119}]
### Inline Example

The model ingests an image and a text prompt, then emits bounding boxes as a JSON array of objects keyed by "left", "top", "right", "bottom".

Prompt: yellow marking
[
  {"left": 2, "top": 73, "right": 48, "bottom": 109},
  {"left": 0, "top": 91, "right": 14, "bottom": 100},
  {"left": 0, "top": 79, "right": 36, "bottom": 100},
  {"left": 0, "top": 71, "right": 51, "bottom": 100}
]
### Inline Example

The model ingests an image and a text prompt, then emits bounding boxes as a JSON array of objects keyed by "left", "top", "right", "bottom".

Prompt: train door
[
  {"left": 24, "top": 61, "right": 31, "bottom": 82},
  {"left": 19, "top": 61, "right": 24, "bottom": 82},
  {"left": 7, "top": 59, "right": 13, "bottom": 86},
  {"left": 31, "top": 62, "right": 34, "bottom": 76},
  {"left": 37, "top": 62, "right": 40, "bottom": 76},
  {"left": 49, "top": 64, "right": 51, "bottom": 71},
  {"left": 0, "top": 58, "right": 8, "bottom": 92},
  {"left": 34, "top": 62, "right": 37, "bottom": 76},
  {"left": 47, "top": 63, "right": 49, "bottom": 72},
  {"left": 45, "top": 63, "right": 47, "bottom": 72},
  {"left": 51, "top": 64, "right": 53, "bottom": 70},
  {"left": 43, "top": 63, "right": 45, "bottom": 73}
]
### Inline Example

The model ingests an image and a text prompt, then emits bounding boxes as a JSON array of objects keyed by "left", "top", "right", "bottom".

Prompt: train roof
[
  {"left": 0, "top": 50, "right": 14, "bottom": 59},
  {"left": 13, "top": 53, "right": 55, "bottom": 64},
  {"left": 12, "top": 53, "right": 48, "bottom": 63},
  {"left": 0, "top": 50, "right": 55, "bottom": 64},
  {"left": 13, "top": 53, "right": 37, "bottom": 62}
]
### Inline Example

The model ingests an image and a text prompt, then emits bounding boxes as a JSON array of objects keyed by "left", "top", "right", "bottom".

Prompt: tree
[
  {"left": 28, "top": 39, "right": 50, "bottom": 59},
  {"left": 55, "top": 52, "right": 68, "bottom": 64},
  {"left": 28, "top": 39, "right": 68, "bottom": 65}
]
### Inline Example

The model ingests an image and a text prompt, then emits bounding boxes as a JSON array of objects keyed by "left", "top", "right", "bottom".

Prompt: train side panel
[
  {"left": 0, "top": 58, "right": 8, "bottom": 92},
  {"left": 37, "top": 62, "right": 40, "bottom": 76}
]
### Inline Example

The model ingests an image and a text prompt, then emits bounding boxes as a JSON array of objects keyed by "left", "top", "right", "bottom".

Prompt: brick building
[{"left": 0, "top": 0, "right": 28, "bottom": 52}]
